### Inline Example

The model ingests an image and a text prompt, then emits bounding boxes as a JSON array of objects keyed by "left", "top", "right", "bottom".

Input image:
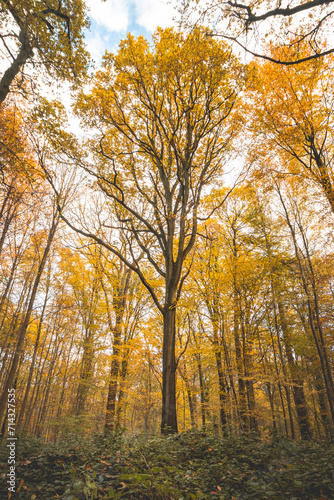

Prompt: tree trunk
[
  {"left": 232, "top": 227, "right": 248, "bottom": 431},
  {"left": 266, "top": 382, "right": 278, "bottom": 434},
  {"left": 207, "top": 297, "right": 229, "bottom": 431},
  {"left": 105, "top": 319, "right": 122, "bottom": 432},
  {"left": 0, "top": 209, "right": 16, "bottom": 256},
  {"left": 116, "top": 355, "right": 129, "bottom": 431},
  {"left": 0, "top": 27, "right": 33, "bottom": 106},
  {"left": 197, "top": 353, "right": 207, "bottom": 428},
  {"left": 234, "top": 302, "right": 248, "bottom": 431},
  {"left": 212, "top": 330, "right": 228, "bottom": 430},
  {"left": 161, "top": 306, "right": 177, "bottom": 433},
  {"left": 178, "top": 364, "right": 196, "bottom": 428},
  {"left": 144, "top": 358, "right": 152, "bottom": 433},
  {"left": 75, "top": 330, "right": 95, "bottom": 415}
]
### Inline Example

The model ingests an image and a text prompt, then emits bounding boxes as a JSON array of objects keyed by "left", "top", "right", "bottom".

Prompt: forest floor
[{"left": 0, "top": 429, "right": 333, "bottom": 499}]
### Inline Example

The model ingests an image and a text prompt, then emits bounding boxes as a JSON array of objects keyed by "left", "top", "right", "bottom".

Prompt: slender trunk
[
  {"left": 105, "top": 320, "right": 122, "bottom": 431},
  {"left": 232, "top": 229, "right": 248, "bottom": 431},
  {"left": 197, "top": 352, "right": 207, "bottom": 428},
  {"left": 178, "top": 364, "right": 196, "bottom": 428},
  {"left": 144, "top": 357, "right": 152, "bottom": 433},
  {"left": 242, "top": 313, "right": 258, "bottom": 434},
  {"left": 221, "top": 327, "right": 239, "bottom": 414},
  {"left": 116, "top": 355, "right": 129, "bottom": 431},
  {"left": 234, "top": 302, "right": 247, "bottom": 430},
  {"left": 246, "top": 379, "right": 257, "bottom": 433},
  {"left": 75, "top": 330, "right": 95, "bottom": 415},
  {"left": 212, "top": 329, "right": 228, "bottom": 430},
  {"left": 267, "top": 382, "right": 278, "bottom": 434},
  {"left": 0, "top": 184, "right": 13, "bottom": 222},
  {"left": 207, "top": 298, "right": 228, "bottom": 431}
]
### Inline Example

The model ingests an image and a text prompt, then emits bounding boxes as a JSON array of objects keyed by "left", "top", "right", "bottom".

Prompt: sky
[
  {"left": 84, "top": 0, "right": 177, "bottom": 66},
  {"left": 57, "top": 0, "right": 176, "bottom": 135}
]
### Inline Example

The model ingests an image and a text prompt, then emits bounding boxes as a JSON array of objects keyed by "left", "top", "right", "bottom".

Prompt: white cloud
[
  {"left": 84, "top": 0, "right": 176, "bottom": 40},
  {"left": 85, "top": 31, "right": 109, "bottom": 66},
  {"left": 133, "top": 0, "right": 176, "bottom": 32},
  {"left": 83, "top": 0, "right": 177, "bottom": 65},
  {"left": 85, "top": 0, "right": 129, "bottom": 32}
]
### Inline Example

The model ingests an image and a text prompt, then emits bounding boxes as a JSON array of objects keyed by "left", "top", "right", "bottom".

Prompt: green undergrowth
[{"left": 0, "top": 429, "right": 333, "bottom": 499}]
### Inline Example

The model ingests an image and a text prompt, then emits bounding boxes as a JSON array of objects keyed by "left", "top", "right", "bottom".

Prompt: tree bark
[{"left": 161, "top": 306, "right": 178, "bottom": 433}]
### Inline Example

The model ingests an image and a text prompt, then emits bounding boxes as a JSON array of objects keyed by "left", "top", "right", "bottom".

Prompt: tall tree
[{"left": 61, "top": 28, "right": 242, "bottom": 433}]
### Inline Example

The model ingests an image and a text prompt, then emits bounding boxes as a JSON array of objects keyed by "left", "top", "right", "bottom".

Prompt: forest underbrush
[{"left": 0, "top": 429, "right": 333, "bottom": 499}]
